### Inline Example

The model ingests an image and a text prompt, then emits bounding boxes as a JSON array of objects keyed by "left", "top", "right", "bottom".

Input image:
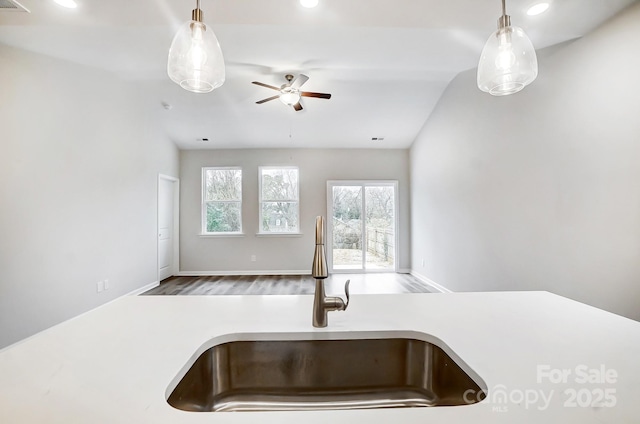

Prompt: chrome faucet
[{"left": 311, "top": 216, "right": 350, "bottom": 328}]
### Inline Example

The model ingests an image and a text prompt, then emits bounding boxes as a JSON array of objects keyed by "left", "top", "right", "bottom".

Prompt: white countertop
[{"left": 1, "top": 291, "right": 639, "bottom": 423}]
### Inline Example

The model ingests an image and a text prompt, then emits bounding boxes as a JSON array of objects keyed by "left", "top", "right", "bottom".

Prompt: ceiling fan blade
[
  {"left": 256, "top": 95, "right": 280, "bottom": 104},
  {"left": 293, "top": 102, "right": 303, "bottom": 112},
  {"left": 290, "top": 74, "right": 309, "bottom": 90},
  {"left": 301, "top": 91, "right": 332, "bottom": 99},
  {"left": 252, "top": 81, "right": 280, "bottom": 91}
]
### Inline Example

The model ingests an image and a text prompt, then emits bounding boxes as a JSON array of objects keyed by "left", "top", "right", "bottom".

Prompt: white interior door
[{"left": 158, "top": 176, "right": 177, "bottom": 281}]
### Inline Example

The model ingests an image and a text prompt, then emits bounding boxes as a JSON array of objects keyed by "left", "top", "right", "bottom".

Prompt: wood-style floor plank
[{"left": 141, "top": 273, "right": 434, "bottom": 296}]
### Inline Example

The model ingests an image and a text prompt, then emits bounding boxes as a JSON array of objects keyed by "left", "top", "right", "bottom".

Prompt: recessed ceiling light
[
  {"left": 527, "top": 2, "right": 550, "bottom": 16},
  {"left": 53, "top": 0, "right": 77, "bottom": 8},
  {"left": 300, "top": 0, "right": 319, "bottom": 8}
]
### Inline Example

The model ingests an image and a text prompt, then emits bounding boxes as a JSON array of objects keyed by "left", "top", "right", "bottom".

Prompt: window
[
  {"left": 202, "top": 167, "right": 242, "bottom": 234},
  {"left": 259, "top": 166, "right": 299, "bottom": 233}
]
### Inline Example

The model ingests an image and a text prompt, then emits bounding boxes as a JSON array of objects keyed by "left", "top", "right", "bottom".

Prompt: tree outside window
[
  {"left": 259, "top": 167, "right": 299, "bottom": 233},
  {"left": 202, "top": 167, "right": 242, "bottom": 234}
]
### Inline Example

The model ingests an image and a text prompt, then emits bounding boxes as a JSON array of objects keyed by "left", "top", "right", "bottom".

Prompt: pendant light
[
  {"left": 167, "top": 0, "right": 225, "bottom": 93},
  {"left": 477, "top": 0, "right": 538, "bottom": 96}
]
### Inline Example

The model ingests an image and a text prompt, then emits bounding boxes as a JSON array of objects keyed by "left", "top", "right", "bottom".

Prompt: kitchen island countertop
[{"left": 1, "top": 291, "right": 639, "bottom": 423}]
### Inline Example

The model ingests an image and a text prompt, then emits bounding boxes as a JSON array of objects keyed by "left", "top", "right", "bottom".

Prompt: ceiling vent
[{"left": 0, "top": 0, "right": 30, "bottom": 13}]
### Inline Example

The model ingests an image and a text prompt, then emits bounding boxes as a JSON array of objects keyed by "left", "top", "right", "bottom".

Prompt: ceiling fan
[{"left": 252, "top": 74, "right": 331, "bottom": 111}]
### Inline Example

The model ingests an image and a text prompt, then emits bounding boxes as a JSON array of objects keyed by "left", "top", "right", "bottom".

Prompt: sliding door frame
[{"left": 326, "top": 180, "right": 399, "bottom": 274}]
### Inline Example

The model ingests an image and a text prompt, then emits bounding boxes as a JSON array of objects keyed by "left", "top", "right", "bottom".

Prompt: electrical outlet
[
  {"left": 96, "top": 281, "right": 105, "bottom": 293},
  {"left": 104, "top": 279, "right": 110, "bottom": 290},
  {"left": 251, "top": 255, "right": 257, "bottom": 262}
]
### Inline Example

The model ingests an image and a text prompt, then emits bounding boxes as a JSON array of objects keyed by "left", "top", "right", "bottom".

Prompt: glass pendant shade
[
  {"left": 168, "top": 19, "right": 225, "bottom": 93},
  {"left": 477, "top": 24, "right": 538, "bottom": 96}
]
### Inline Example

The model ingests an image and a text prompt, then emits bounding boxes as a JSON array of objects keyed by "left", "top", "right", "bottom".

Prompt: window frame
[
  {"left": 258, "top": 166, "right": 301, "bottom": 235},
  {"left": 201, "top": 166, "right": 243, "bottom": 236}
]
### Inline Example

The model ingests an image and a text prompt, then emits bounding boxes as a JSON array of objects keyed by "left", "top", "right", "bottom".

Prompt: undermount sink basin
[{"left": 167, "top": 332, "right": 486, "bottom": 412}]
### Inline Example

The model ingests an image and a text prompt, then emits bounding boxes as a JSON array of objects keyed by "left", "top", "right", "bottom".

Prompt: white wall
[
  {"left": 180, "top": 149, "right": 410, "bottom": 273},
  {"left": 410, "top": 3, "right": 640, "bottom": 320},
  {"left": 0, "top": 44, "right": 179, "bottom": 348}
]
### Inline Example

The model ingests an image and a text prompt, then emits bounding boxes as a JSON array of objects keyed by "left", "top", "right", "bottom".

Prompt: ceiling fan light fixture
[
  {"left": 279, "top": 89, "right": 301, "bottom": 106},
  {"left": 477, "top": 0, "right": 538, "bottom": 96},
  {"left": 167, "top": 0, "right": 225, "bottom": 94}
]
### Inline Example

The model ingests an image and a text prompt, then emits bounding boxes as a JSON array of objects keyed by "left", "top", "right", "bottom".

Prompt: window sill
[
  {"left": 199, "top": 233, "right": 245, "bottom": 238},
  {"left": 255, "top": 232, "right": 304, "bottom": 238}
]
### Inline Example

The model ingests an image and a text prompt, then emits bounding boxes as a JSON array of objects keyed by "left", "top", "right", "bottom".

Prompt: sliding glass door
[{"left": 328, "top": 181, "right": 397, "bottom": 272}]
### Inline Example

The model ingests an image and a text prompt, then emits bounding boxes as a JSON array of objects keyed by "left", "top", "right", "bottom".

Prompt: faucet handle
[{"left": 343, "top": 279, "right": 350, "bottom": 310}]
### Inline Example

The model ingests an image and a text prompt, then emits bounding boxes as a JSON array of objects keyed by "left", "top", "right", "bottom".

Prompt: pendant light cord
[{"left": 502, "top": 0, "right": 506, "bottom": 16}]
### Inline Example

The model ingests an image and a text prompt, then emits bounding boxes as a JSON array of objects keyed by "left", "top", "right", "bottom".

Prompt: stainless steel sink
[{"left": 167, "top": 335, "right": 485, "bottom": 412}]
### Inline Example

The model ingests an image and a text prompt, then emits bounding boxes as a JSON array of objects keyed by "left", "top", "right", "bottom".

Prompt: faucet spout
[
  {"left": 312, "top": 216, "right": 328, "bottom": 279},
  {"left": 311, "top": 216, "right": 350, "bottom": 327}
]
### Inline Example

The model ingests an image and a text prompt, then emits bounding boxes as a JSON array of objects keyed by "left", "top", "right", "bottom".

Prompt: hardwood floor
[{"left": 142, "top": 273, "right": 434, "bottom": 296}]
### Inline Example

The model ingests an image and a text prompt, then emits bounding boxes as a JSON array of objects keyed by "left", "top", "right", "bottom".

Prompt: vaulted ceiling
[{"left": 1, "top": 0, "right": 637, "bottom": 149}]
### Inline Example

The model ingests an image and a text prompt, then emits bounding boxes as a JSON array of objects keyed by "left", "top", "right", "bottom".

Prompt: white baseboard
[
  {"left": 176, "top": 270, "right": 312, "bottom": 277},
  {"left": 127, "top": 280, "right": 159, "bottom": 296},
  {"left": 176, "top": 270, "right": 415, "bottom": 277},
  {"left": 410, "top": 270, "right": 453, "bottom": 293},
  {"left": 176, "top": 270, "right": 417, "bottom": 277}
]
